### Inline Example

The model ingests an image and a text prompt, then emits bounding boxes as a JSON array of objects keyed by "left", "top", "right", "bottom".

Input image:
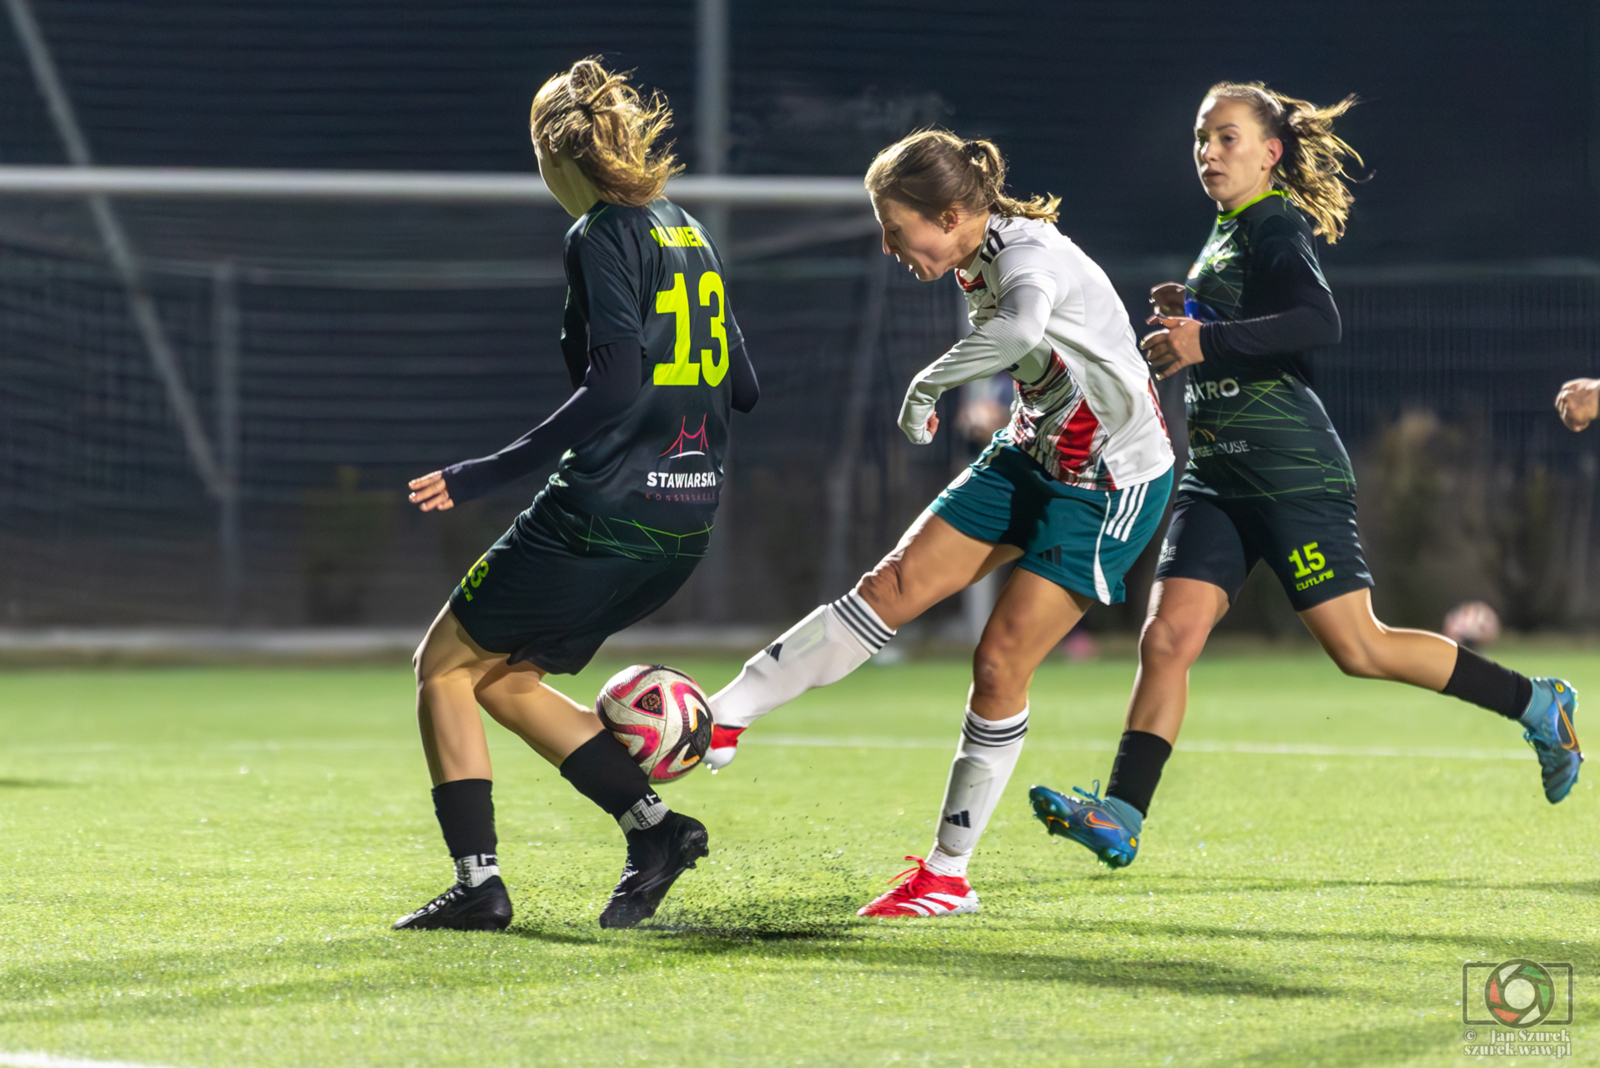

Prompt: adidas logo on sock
[
  {"left": 944, "top": 810, "right": 971, "bottom": 828},
  {"left": 765, "top": 641, "right": 783, "bottom": 661}
]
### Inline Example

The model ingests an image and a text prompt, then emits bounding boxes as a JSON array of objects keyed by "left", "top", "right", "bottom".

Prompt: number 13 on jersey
[{"left": 654, "top": 271, "right": 728, "bottom": 387}]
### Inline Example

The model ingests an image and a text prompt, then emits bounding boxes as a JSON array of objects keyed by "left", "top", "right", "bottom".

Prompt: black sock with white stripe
[
  {"left": 709, "top": 589, "right": 897, "bottom": 730},
  {"left": 432, "top": 778, "right": 501, "bottom": 886},
  {"left": 559, "top": 732, "right": 667, "bottom": 832},
  {"left": 927, "top": 705, "right": 1029, "bottom": 879}
]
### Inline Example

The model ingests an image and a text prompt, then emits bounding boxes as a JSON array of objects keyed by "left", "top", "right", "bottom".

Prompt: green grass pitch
[{"left": 0, "top": 649, "right": 1593, "bottom": 1067}]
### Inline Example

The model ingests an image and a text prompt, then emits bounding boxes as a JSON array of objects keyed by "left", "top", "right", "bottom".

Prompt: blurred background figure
[{"left": 1443, "top": 600, "right": 1502, "bottom": 649}]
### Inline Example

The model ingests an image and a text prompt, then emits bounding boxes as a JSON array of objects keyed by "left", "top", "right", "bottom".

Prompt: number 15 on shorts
[{"left": 1288, "top": 542, "right": 1326, "bottom": 578}]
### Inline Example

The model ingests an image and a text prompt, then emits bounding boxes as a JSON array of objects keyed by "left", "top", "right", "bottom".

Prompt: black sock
[
  {"left": 1441, "top": 646, "right": 1532, "bottom": 721},
  {"left": 432, "top": 778, "right": 497, "bottom": 858},
  {"left": 560, "top": 732, "right": 668, "bottom": 832},
  {"left": 1106, "top": 730, "right": 1173, "bottom": 818}
]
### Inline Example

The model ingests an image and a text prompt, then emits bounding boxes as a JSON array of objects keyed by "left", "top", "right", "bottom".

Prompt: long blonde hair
[
  {"left": 530, "top": 58, "right": 682, "bottom": 206},
  {"left": 865, "top": 129, "right": 1060, "bottom": 223},
  {"left": 1204, "top": 81, "right": 1363, "bottom": 243}
]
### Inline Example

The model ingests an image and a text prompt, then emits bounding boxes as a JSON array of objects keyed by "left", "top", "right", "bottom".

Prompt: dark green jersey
[
  {"left": 1182, "top": 190, "right": 1355, "bottom": 500},
  {"left": 539, "top": 199, "right": 745, "bottom": 559}
]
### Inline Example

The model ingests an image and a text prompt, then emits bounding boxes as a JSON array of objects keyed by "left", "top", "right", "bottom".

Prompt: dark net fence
[
  {"left": 4, "top": 200, "right": 1598, "bottom": 634},
  {"left": 0, "top": 197, "right": 973, "bottom": 629}
]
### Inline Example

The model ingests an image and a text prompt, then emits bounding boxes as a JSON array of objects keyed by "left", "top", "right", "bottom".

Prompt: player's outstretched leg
[
  {"left": 1301, "top": 591, "right": 1584, "bottom": 804},
  {"left": 709, "top": 513, "right": 1004, "bottom": 770},
  {"left": 1521, "top": 677, "right": 1582, "bottom": 803},
  {"left": 708, "top": 589, "right": 894, "bottom": 769},
  {"left": 393, "top": 778, "right": 515, "bottom": 931}
]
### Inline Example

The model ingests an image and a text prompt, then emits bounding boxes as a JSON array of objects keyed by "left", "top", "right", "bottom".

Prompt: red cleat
[
  {"left": 707, "top": 724, "right": 744, "bottom": 771},
  {"left": 856, "top": 856, "right": 979, "bottom": 918}
]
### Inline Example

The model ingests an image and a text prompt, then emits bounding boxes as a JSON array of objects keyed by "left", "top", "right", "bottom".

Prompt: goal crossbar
[{"left": 0, "top": 166, "right": 870, "bottom": 206}]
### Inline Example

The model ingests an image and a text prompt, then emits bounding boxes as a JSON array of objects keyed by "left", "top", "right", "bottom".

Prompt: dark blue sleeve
[
  {"left": 439, "top": 342, "right": 641, "bottom": 503},
  {"left": 1198, "top": 221, "right": 1340, "bottom": 361}
]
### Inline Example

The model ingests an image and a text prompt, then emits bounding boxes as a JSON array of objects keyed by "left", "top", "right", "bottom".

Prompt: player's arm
[
  {"left": 1199, "top": 223, "right": 1341, "bottom": 359},
  {"left": 897, "top": 265, "right": 1054, "bottom": 444},
  {"left": 409, "top": 342, "right": 641, "bottom": 511},
  {"left": 413, "top": 218, "right": 646, "bottom": 510}
]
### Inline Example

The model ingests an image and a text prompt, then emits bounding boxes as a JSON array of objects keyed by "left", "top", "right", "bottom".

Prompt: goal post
[{"left": 0, "top": 165, "right": 871, "bottom": 206}]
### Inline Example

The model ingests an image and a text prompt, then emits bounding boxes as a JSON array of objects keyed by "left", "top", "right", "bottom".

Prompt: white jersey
[{"left": 898, "top": 215, "right": 1173, "bottom": 491}]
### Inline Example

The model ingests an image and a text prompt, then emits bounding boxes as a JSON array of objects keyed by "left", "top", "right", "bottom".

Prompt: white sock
[
  {"left": 453, "top": 852, "right": 500, "bottom": 888},
  {"left": 925, "top": 706, "right": 1029, "bottom": 879},
  {"left": 710, "top": 590, "right": 895, "bottom": 729}
]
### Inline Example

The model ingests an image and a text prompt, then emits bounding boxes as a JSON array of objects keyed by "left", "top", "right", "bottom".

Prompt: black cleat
[
  {"left": 392, "top": 875, "right": 513, "bottom": 931},
  {"left": 599, "top": 812, "right": 709, "bottom": 929}
]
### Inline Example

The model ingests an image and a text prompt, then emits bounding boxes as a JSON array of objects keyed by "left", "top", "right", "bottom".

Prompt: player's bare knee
[
  {"left": 1321, "top": 633, "right": 1384, "bottom": 679},
  {"left": 971, "top": 642, "right": 1027, "bottom": 703},
  {"left": 1139, "top": 615, "right": 1204, "bottom": 669},
  {"left": 857, "top": 557, "right": 908, "bottom": 618}
]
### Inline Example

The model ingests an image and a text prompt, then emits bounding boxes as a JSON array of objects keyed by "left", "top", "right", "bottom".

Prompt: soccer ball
[{"left": 595, "top": 664, "right": 712, "bottom": 783}]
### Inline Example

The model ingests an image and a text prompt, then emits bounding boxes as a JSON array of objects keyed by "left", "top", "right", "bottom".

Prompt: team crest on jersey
[{"left": 645, "top": 415, "right": 720, "bottom": 500}]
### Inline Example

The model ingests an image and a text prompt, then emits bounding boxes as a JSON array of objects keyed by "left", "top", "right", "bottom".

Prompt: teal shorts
[{"left": 929, "top": 443, "right": 1173, "bottom": 604}]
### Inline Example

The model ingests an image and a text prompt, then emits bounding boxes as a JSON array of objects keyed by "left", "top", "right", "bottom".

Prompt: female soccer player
[
  {"left": 393, "top": 58, "right": 758, "bottom": 931},
  {"left": 1031, "top": 82, "right": 1582, "bottom": 870},
  {"left": 707, "top": 130, "right": 1175, "bottom": 917}
]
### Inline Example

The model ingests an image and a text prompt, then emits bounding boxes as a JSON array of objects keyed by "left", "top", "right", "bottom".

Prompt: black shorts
[
  {"left": 448, "top": 504, "right": 700, "bottom": 675},
  {"left": 1153, "top": 490, "right": 1373, "bottom": 611}
]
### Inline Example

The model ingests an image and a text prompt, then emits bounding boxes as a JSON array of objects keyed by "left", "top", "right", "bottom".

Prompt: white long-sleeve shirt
[{"left": 899, "top": 215, "right": 1174, "bottom": 491}]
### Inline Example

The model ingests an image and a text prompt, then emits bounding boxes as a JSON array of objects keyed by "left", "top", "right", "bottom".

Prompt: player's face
[
  {"left": 1193, "top": 97, "right": 1282, "bottom": 210},
  {"left": 874, "top": 196, "right": 962, "bottom": 281}
]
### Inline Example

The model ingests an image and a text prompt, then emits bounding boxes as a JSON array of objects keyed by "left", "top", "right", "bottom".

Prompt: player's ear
[
  {"left": 941, "top": 208, "right": 961, "bottom": 233},
  {"left": 1264, "top": 138, "right": 1283, "bottom": 169}
]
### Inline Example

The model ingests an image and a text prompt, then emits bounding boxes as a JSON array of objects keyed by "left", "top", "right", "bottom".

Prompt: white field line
[
  {"left": 0, "top": 1053, "right": 179, "bottom": 1068},
  {"left": 7, "top": 735, "right": 1531, "bottom": 762},
  {"left": 756, "top": 734, "right": 1532, "bottom": 761}
]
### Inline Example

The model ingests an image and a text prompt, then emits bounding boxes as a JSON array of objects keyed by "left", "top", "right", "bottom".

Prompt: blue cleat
[
  {"left": 1520, "top": 677, "right": 1582, "bottom": 804},
  {"left": 1029, "top": 781, "right": 1143, "bottom": 869}
]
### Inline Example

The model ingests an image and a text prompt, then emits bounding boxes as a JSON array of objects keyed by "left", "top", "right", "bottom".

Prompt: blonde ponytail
[{"left": 530, "top": 57, "right": 682, "bottom": 207}]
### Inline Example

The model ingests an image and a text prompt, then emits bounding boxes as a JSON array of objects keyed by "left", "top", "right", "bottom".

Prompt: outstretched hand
[
  {"left": 1140, "top": 315, "right": 1204, "bottom": 380},
  {"left": 408, "top": 471, "right": 454, "bottom": 511}
]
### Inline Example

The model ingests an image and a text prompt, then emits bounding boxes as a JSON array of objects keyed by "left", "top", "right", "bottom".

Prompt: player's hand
[
  {"left": 408, "top": 471, "right": 454, "bottom": 512},
  {"left": 898, "top": 387, "right": 939, "bottom": 445},
  {"left": 1556, "top": 378, "right": 1600, "bottom": 432},
  {"left": 1140, "top": 315, "right": 1204, "bottom": 380},
  {"left": 1149, "top": 282, "right": 1187, "bottom": 318}
]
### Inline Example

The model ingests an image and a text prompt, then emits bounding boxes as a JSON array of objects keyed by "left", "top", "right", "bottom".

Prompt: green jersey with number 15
[{"left": 539, "top": 199, "right": 744, "bottom": 559}]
